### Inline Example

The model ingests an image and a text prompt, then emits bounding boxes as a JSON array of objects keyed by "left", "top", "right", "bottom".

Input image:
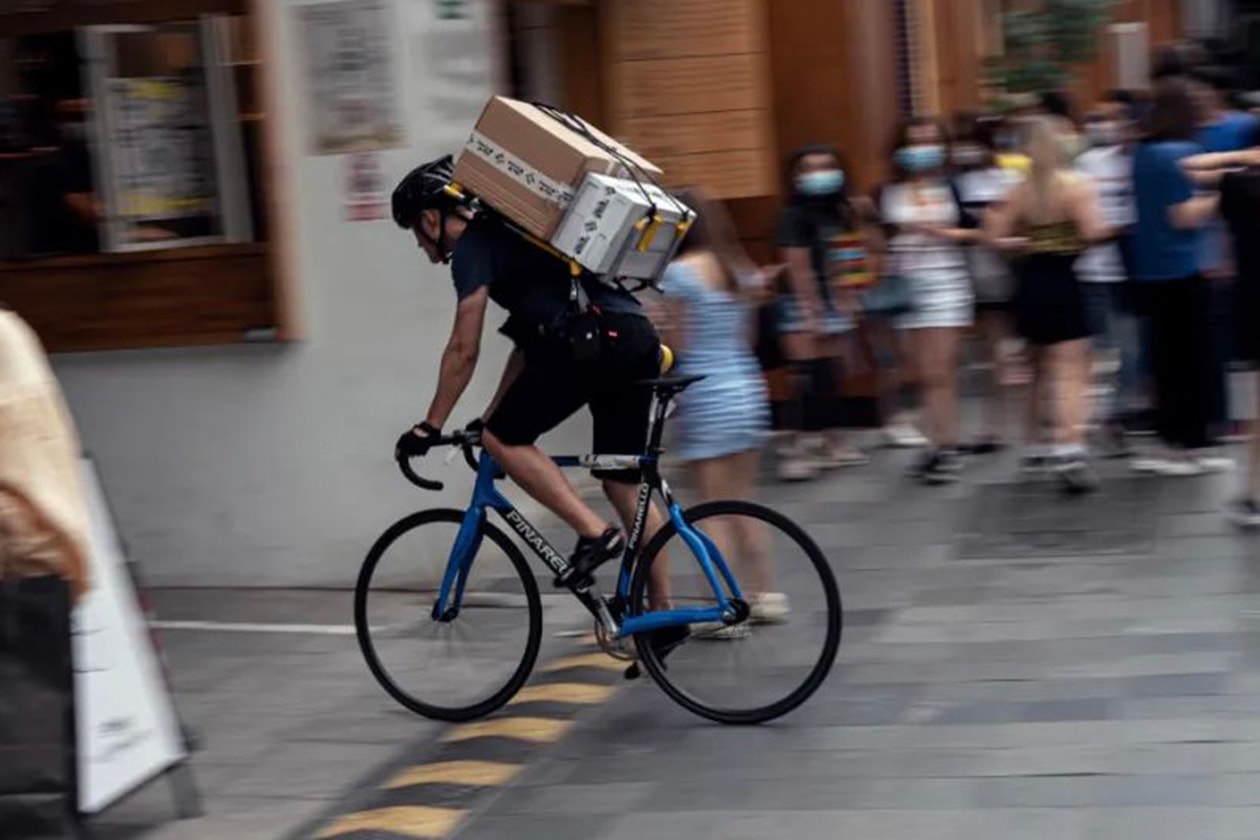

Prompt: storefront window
[{"left": 1, "top": 16, "right": 254, "bottom": 258}]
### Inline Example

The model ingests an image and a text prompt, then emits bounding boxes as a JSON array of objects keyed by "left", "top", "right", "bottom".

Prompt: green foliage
[{"left": 990, "top": 0, "right": 1118, "bottom": 93}]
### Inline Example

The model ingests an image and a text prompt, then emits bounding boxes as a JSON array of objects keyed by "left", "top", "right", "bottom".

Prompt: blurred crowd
[{"left": 657, "top": 40, "right": 1260, "bottom": 530}]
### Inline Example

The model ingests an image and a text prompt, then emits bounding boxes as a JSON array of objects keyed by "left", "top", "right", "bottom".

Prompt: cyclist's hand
[
  {"left": 395, "top": 422, "right": 440, "bottom": 460},
  {"left": 462, "top": 419, "right": 484, "bottom": 446}
]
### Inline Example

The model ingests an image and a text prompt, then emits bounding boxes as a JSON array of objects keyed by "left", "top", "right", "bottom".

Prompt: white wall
[{"left": 52, "top": 0, "right": 587, "bottom": 588}]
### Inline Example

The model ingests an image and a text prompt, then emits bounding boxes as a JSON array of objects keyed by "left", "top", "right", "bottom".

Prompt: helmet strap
[{"left": 419, "top": 207, "right": 453, "bottom": 264}]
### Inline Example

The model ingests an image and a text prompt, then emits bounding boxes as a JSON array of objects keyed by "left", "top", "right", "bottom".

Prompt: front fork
[{"left": 433, "top": 506, "right": 485, "bottom": 622}]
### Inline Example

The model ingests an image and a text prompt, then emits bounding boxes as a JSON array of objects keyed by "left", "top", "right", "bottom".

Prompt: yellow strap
[
  {"left": 637, "top": 215, "right": 666, "bottom": 252},
  {"left": 658, "top": 344, "right": 674, "bottom": 374}
]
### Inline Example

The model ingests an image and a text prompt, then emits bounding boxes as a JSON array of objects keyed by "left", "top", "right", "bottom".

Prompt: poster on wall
[
  {"left": 297, "top": 0, "right": 404, "bottom": 155},
  {"left": 408, "top": 0, "right": 496, "bottom": 156},
  {"left": 344, "top": 152, "right": 387, "bottom": 221},
  {"left": 104, "top": 76, "right": 220, "bottom": 248},
  {"left": 75, "top": 457, "right": 188, "bottom": 814}
]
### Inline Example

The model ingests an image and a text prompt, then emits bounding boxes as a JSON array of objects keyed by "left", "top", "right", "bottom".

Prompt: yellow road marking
[
  {"left": 313, "top": 806, "right": 465, "bottom": 839},
  {"left": 508, "top": 682, "right": 616, "bottom": 706},
  {"left": 538, "top": 651, "right": 625, "bottom": 674},
  {"left": 382, "top": 760, "right": 522, "bottom": 790},
  {"left": 441, "top": 716, "right": 572, "bottom": 744}
]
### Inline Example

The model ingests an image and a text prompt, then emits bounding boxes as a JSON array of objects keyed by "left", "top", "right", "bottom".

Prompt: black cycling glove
[{"left": 395, "top": 422, "right": 440, "bottom": 459}]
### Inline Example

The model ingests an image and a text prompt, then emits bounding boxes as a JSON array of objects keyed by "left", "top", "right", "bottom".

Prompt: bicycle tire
[
  {"left": 628, "top": 500, "right": 842, "bottom": 725},
  {"left": 355, "top": 508, "right": 543, "bottom": 722}
]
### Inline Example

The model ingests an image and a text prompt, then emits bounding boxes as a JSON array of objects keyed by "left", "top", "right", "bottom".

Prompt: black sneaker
[
  {"left": 914, "top": 449, "right": 959, "bottom": 486},
  {"left": 1229, "top": 498, "right": 1260, "bottom": 530},
  {"left": 962, "top": 437, "right": 1006, "bottom": 456},
  {"left": 557, "top": 526, "right": 625, "bottom": 588},
  {"left": 624, "top": 624, "right": 689, "bottom": 680},
  {"left": 908, "top": 450, "right": 940, "bottom": 481}
]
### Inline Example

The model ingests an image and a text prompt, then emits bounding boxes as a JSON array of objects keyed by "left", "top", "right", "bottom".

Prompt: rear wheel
[
  {"left": 628, "top": 500, "right": 842, "bottom": 724},
  {"left": 355, "top": 509, "right": 542, "bottom": 721}
]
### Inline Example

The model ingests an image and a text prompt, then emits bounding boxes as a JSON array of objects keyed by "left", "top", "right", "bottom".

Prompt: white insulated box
[{"left": 550, "top": 172, "right": 694, "bottom": 280}]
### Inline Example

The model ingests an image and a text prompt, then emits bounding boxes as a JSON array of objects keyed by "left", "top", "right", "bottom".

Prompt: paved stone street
[{"left": 92, "top": 443, "right": 1260, "bottom": 840}]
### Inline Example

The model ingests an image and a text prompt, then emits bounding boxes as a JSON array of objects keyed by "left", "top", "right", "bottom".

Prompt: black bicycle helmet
[{"left": 391, "top": 154, "right": 458, "bottom": 230}]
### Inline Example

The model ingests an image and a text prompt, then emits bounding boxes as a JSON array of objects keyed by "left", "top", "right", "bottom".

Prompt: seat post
[{"left": 645, "top": 389, "right": 672, "bottom": 455}]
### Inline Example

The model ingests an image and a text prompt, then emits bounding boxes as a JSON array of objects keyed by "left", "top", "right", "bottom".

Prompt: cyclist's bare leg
[
  {"left": 602, "top": 480, "right": 671, "bottom": 609},
  {"left": 482, "top": 431, "right": 608, "bottom": 539}
]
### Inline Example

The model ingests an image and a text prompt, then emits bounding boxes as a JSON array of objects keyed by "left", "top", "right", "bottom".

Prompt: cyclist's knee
[{"left": 481, "top": 428, "right": 506, "bottom": 455}]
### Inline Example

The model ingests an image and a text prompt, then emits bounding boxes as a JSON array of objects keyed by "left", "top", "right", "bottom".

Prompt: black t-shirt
[
  {"left": 450, "top": 214, "right": 640, "bottom": 346},
  {"left": 775, "top": 202, "right": 854, "bottom": 306},
  {"left": 1221, "top": 167, "right": 1260, "bottom": 286}
]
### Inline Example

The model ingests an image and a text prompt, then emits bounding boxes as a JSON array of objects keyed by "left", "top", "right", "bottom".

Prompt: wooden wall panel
[
  {"left": 0, "top": 245, "right": 275, "bottom": 352},
  {"left": 556, "top": 4, "right": 605, "bottom": 124},
  {"left": 610, "top": 54, "right": 767, "bottom": 118},
  {"left": 603, "top": 0, "right": 775, "bottom": 200},
  {"left": 841, "top": 0, "right": 903, "bottom": 191}
]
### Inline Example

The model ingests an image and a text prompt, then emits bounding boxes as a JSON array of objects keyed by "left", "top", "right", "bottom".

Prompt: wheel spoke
[
  {"left": 355, "top": 511, "right": 543, "bottom": 722},
  {"left": 628, "top": 501, "right": 842, "bottom": 725}
]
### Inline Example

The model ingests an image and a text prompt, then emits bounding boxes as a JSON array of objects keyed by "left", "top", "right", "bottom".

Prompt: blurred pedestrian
[
  {"left": 774, "top": 145, "right": 879, "bottom": 480},
  {"left": 951, "top": 112, "right": 1022, "bottom": 453},
  {"left": 1129, "top": 78, "right": 1232, "bottom": 475},
  {"left": 1076, "top": 92, "right": 1141, "bottom": 451},
  {"left": 987, "top": 116, "right": 1110, "bottom": 493},
  {"left": 0, "top": 305, "right": 90, "bottom": 840},
  {"left": 1191, "top": 66, "right": 1259, "bottom": 437},
  {"left": 1183, "top": 144, "right": 1260, "bottom": 524},
  {"left": 1039, "top": 91, "right": 1088, "bottom": 161},
  {"left": 878, "top": 118, "right": 977, "bottom": 485},
  {"left": 656, "top": 189, "right": 784, "bottom": 625}
]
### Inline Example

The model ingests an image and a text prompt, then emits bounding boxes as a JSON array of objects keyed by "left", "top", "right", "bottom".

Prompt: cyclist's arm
[
  {"left": 481, "top": 347, "right": 524, "bottom": 422},
  {"left": 424, "top": 287, "right": 489, "bottom": 429}
]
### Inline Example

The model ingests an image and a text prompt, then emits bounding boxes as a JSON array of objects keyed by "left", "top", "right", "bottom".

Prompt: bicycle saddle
[{"left": 637, "top": 374, "right": 706, "bottom": 394}]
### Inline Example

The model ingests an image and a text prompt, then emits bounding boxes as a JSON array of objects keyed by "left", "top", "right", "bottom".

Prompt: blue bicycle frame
[{"left": 431, "top": 444, "right": 744, "bottom": 639}]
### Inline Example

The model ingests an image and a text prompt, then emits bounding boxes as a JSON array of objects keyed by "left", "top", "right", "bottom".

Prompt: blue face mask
[
  {"left": 896, "top": 144, "right": 946, "bottom": 172},
  {"left": 796, "top": 169, "right": 845, "bottom": 196}
]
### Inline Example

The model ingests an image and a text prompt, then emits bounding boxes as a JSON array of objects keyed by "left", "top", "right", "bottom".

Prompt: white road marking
[{"left": 150, "top": 620, "right": 364, "bottom": 636}]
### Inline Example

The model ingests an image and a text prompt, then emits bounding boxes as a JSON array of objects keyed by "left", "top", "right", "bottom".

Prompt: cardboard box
[
  {"left": 550, "top": 172, "right": 694, "bottom": 280},
  {"left": 453, "top": 97, "right": 663, "bottom": 240}
]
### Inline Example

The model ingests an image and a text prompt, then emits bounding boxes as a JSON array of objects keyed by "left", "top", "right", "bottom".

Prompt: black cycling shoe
[
  {"left": 624, "top": 624, "right": 690, "bottom": 680},
  {"left": 556, "top": 526, "right": 625, "bottom": 589}
]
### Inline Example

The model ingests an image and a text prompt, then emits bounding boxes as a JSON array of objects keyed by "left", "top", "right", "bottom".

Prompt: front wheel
[
  {"left": 628, "top": 500, "right": 842, "bottom": 725},
  {"left": 355, "top": 509, "right": 542, "bottom": 721}
]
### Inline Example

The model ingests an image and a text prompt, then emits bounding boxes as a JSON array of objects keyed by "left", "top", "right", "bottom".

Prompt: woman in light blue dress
[{"left": 655, "top": 190, "right": 784, "bottom": 622}]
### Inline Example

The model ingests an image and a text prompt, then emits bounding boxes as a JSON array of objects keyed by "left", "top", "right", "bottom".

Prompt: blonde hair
[{"left": 1020, "top": 115, "right": 1076, "bottom": 226}]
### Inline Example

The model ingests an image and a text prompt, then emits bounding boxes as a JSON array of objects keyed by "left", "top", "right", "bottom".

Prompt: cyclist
[{"left": 390, "top": 155, "right": 668, "bottom": 598}]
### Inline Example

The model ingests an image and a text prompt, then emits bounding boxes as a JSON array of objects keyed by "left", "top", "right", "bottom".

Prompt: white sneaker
[
  {"left": 884, "top": 423, "right": 928, "bottom": 449},
  {"left": 750, "top": 592, "right": 790, "bottom": 624},
  {"left": 816, "top": 446, "right": 870, "bottom": 469},
  {"left": 1130, "top": 456, "right": 1170, "bottom": 473},
  {"left": 1229, "top": 498, "right": 1260, "bottom": 530},
  {"left": 777, "top": 454, "right": 817, "bottom": 482},
  {"left": 692, "top": 621, "right": 750, "bottom": 640},
  {"left": 1151, "top": 459, "right": 1206, "bottom": 477},
  {"left": 1192, "top": 456, "right": 1235, "bottom": 473}
]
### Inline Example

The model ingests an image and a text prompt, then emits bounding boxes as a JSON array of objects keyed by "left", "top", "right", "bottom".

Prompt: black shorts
[
  {"left": 1012, "top": 254, "right": 1090, "bottom": 346},
  {"left": 486, "top": 312, "right": 660, "bottom": 483},
  {"left": 1237, "top": 276, "right": 1260, "bottom": 364}
]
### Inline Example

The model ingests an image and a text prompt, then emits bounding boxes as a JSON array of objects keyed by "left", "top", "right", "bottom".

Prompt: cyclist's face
[{"left": 413, "top": 210, "right": 443, "bottom": 264}]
